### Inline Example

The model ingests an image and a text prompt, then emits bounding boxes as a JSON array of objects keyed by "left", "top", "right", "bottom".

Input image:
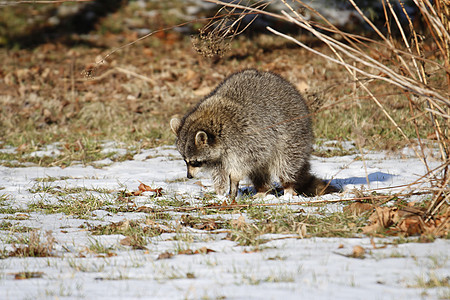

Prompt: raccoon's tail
[
  {"left": 297, "top": 173, "right": 339, "bottom": 196},
  {"left": 304, "top": 175, "right": 339, "bottom": 196}
]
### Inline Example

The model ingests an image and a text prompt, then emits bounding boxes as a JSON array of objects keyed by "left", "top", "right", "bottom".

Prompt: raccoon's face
[
  {"left": 181, "top": 130, "right": 222, "bottom": 179},
  {"left": 170, "top": 118, "right": 222, "bottom": 179}
]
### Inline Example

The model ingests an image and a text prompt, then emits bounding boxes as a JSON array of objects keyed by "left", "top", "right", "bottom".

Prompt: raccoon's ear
[
  {"left": 170, "top": 118, "right": 181, "bottom": 134},
  {"left": 195, "top": 131, "right": 208, "bottom": 146}
]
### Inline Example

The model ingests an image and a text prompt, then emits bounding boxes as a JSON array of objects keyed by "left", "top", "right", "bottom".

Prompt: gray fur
[{"left": 171, "top": 69, "right": 336, "bottom": 198}]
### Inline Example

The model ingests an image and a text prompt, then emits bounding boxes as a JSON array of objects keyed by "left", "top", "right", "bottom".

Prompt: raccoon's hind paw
[
  {"left": 311, "top": 178, "right": 339, "bottom": 196},
  {"left": 283, "top": 187, "right": 297, "bottom": 198}
]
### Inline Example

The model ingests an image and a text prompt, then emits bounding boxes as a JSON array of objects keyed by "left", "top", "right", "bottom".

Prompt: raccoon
[{"left": 170, "top": 69, "right": 337, "bottom": 199}]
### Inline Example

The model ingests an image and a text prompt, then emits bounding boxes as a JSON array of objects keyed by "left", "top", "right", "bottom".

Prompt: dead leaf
[
  {"left": 344, "top": 202, "right": 374, "bottom": 216},
  {"left": 137, "top": 181, "right": 163, "bottom": 197},
  {"left": 338, "top": 244, "right": 344, "bottom": 249},
  {"left": 425, "top": 212, "right": 450, "bottom": 237},
  {"left": 219, "top": 199, "right": 228, "bottom": 210},
  {"left": 194, "top": 246, "right": 216, "bottom": 254},
  {"left": 195, "top": 219, "right": 220, "bottom": 231},
  {"left": 362, "top": 207, "right": 400, "bottom": 234},
  {"left": 15, "top": 213, "right": 30, "bottom": 220},
  {"left": 120, "top": 236, "right": 132, "bottom": 246},
  {"left": 243, "top": 248, "right": 260, "bottom": 253},
  {"left": 131, "top": 188, "right": 159, "bottom": 196},
  {"left": 14, "top": 271, "right": 44, "bottom": 280},
  {"left": 178, "top": 249, "right": 194, "bottom": 255},
  {"left": 157, "top": 251, "right": 173, "bottom": 260},
  {"left": 351, "top": 245, "right": 365, "bottom": 258},
  {"left": 219, "top": 198, "right": 239, "bottom": 210},
  {"left": 136, "top": 206, "right": 156, "bottom": 213},
  {"left": 397, "top": 216, "right": 423, "bottom": 236},
  {"left": 138, "top": 181, "right": 152, "bottom": 192},
  {"left": 96, "top": 252, "right": 117, "bottom": 258}
]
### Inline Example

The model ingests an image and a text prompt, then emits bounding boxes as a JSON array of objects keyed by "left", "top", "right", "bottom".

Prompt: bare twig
[{"left": 205, "top": 0, "right": 449, "bottom": 221}]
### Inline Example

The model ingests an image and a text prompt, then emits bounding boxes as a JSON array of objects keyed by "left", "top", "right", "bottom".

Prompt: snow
[{"left": 0, "top": 144, "right": 448, "bottom": 300}]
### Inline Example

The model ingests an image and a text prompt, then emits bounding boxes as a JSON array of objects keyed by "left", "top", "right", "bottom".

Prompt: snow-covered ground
[{"left": 0, "top": 144, "right": 448, "bottom": 300}]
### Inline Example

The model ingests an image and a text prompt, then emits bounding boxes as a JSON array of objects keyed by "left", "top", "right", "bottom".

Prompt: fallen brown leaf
[
  {"left": 14, "top": 271, "right": 44, "bottom": 280},
  {"left": 397, "top": 216, "right": 423, "bottom": 236},
  {"left": 362, "top": 207, "right": 400, "bottom": 234},
  {"left": 194, "top": 219, "right": 220, "bottom": 231},
  {"left": 138, "top": 181, "right": 152, "bottom": 192},
  {"left": 178, "top": 249, "right": 194, "bottom": 255},
  {"left": 131, "top": 190, "right": 143, "bottom": 196},
  {"left": 178, "top": 247, "right": 216, "bottom": 255},
  {"left": 136, "top": 206, "right": 156, "bottom": 213},
  {"left": 344, "top": 202, "right": 374, "bottom": 216},
  {"left": 157, "top": 251, "right": 174, "bottom": 260},
  {"left": 120, "top": 236, "right": 132, "bottom": 246},
  {"left": 194, "top": 246, "right": 216, "bottom": 254},
  {"left": 15, "top": 213, "right": 30, "bottom": 220},
  {"left": 351, "top": 245, "right": 366, "bottom": 258},
  {"left": 219, "top": 199, "right": 228, "bottom": 210},
  {"left": 133, "top": 182, "right": 163, "bottom": 197},
  {"left": 243, "top": 248, "right": 260, "bottom": 253}
]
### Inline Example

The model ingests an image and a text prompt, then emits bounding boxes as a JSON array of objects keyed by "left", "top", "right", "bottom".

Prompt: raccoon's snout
[
  {"left": 186, "top": 167, "right": 198, "bottom": 179},
  {"left": 186, "top": 161, "right": 201, "bottom": 179}
]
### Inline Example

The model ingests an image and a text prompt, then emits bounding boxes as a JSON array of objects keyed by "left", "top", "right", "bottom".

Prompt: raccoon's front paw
[{"left": 281, "top": 187, "right": 297, "bottom": 200}]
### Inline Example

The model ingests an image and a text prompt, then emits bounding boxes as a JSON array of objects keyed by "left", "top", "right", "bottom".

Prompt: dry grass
[
  {"left": 9, "top": 230, "right": 56, "bottom": 257},
  {"left": 0, "top": 1, "right": 448, "bottom": 238},
  {"left": 0, "top": 2, "right": 441, "bottom": 157}
]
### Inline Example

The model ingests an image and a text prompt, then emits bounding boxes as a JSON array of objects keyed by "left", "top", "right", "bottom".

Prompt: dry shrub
[
  {"left": 192, "top": 0, "right": 270, "bottom": 59},
  {"left": 205, "top": 0, "right": 449, "bottom": 225}
]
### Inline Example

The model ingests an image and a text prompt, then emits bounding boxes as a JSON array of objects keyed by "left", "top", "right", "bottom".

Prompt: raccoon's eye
[{"left": 190, "top": 160, "right": 203, "bottom": 168}]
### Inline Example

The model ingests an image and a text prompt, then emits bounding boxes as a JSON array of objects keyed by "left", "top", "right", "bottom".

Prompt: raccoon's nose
[{"left": 187, "top": 172, "right": 193, "bottom": 179}]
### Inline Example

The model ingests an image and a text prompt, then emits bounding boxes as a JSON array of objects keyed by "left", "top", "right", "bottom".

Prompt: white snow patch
[{"left": 0, "top": 145, "right": 448, "bottom": 300}]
